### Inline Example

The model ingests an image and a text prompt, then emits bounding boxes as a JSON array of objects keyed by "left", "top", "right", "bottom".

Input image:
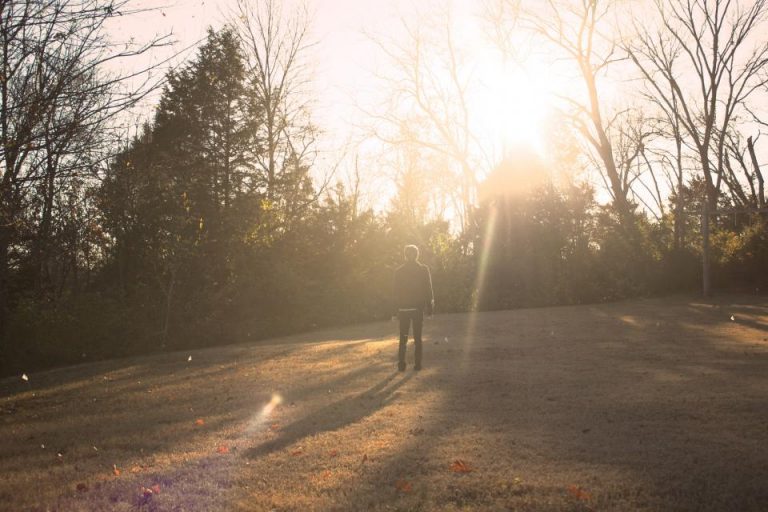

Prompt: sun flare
[{"left": 477, "top": 62, "right": 553, "bottom": 156}]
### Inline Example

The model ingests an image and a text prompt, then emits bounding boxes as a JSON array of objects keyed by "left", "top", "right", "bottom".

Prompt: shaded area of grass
[{"left": 1, "top": 295, "right": 767, "bottom": 511}]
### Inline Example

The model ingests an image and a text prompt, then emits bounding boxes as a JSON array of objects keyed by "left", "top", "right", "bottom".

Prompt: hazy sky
[
  {"left": 106, "top": 0, "right": 711, "bottom": 216},
  {"left": 106, "top": 0, "right": 534, "bottom": 209},
  {"left": 107, "top": 0, "right": 461, "bottom": 137}
]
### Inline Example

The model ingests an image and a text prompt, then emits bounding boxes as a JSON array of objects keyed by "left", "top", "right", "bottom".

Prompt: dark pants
[{"left": 398, "top": 309, "right": 423, "bottom": 369}]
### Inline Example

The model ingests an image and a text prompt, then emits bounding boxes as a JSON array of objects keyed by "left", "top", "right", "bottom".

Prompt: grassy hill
[{"left": 1, "top": 295, "right": 767, "bottom": 511}]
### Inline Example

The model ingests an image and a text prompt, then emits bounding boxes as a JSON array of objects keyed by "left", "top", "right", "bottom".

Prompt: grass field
[{"left": 1, "top": 295, "right": 767, "bottom": 511}]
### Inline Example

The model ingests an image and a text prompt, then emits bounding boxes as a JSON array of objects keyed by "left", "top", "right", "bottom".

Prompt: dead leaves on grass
[
  {"left": 138, "top": 484, "right": 162, "bottom": 506},
  {"left": 194, "top": 418, "right": 205, "bottom": 426},
  {"left": 112, "top": 464, "right": 121, "bottom": 477},
  {"left": 394, "top": 479, "right": 413, "bottom": 493},
  {"left": 450, "top": 460, "right": 473, "bottom": 473},
  {"left": 217, "top": 445, "right": 230, "bottom": 454},
  {"left": 567, "top": 484, "right": 591, "bottom": 502}
]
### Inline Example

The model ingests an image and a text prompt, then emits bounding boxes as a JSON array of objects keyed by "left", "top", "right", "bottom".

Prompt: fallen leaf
[
  {"left": 270, "top": 423, "right": 280, "bottom": 431},
  {"left": 328, "top": 449, "right": 339, "bottom": 457},
  {"left": 150, "top": 484, "right": 161, "bottom": 494},
  {"left": 567, "top": 484, "right": 591, "bottom": 501},
  {"left": 130, "top": 465, "right": 143, "bottom": 474},
  {"left": 361, "top": 454, "right": 368, "bottom": 463},
  {"left": 217, "top": 445, "right": 230, "bottom": 454},
  {"left": 730, "top": 315, "right": 736, "bottom": 321},
  {"left": 21, "top": 374, "right": 29, "bottom": 382},
  {"left": 195, "top": 418, "right": 205, "bottom": 426},
  {"left": 450, "top": 460, "right": 473, "bottom": 473},
  {"left": 290, "top": 448, "right": 303, "bottom": 456},
  {"left": 139, "top": 486, "right": 155, "bottom": 505},
  {"left": 76, "top": 482, "right": 88, "bottom": 492},
  {"left": 113, "top": 464, "right": 121, "bottom": 477},
  {"left": 187, "top": 355, "right": 192, "bottom": 362},
  {"left": 394, "top": 479, "right": 413, "bottom": 493}
]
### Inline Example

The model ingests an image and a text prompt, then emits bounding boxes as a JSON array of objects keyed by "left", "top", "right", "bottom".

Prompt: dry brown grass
[{"left": 1, "top": 295, "right": 768, "bottom": 511}]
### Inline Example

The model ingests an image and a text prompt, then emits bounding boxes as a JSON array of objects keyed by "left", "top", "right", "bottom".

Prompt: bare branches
[
  {"left": 489, "top": 0, "right": 637, "bottom": 224},
  {"left": 233, "top": 0, "right": 317, "bottom": 203},
  {"left": 0, "top": 0, "right": 173, "bottom": 335},
  {"left": 625, "top": 0, "right": 768, "bottom": 207},
  {"left": 366, "top": 8, "right": 480, "bottom": 233}
]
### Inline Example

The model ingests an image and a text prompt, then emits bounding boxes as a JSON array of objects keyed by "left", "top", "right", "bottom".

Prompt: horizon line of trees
[{"left": 1, "top": 0, "right": 767, "bottom": 377}]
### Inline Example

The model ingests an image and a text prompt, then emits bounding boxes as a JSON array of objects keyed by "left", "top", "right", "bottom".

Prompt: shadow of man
[{"left": 244, "top": 371, "right": 413, "bottom": 459}]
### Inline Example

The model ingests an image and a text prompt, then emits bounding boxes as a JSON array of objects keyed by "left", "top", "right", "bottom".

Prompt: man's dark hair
[{"left": 404, "top": 245, "right": 419, "bottom": 261}]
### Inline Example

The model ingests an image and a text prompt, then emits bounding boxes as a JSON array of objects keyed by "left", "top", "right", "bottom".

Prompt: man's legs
[
  {"left": 413, "top": 310, "right": 424, "bottom": 370},
  {"left": 398, "top": 311, "right": 410, "bottom": 371}
]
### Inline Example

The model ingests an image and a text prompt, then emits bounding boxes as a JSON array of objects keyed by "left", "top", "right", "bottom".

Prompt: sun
[{"left": 474, "top": 59, "right": 554, "bottom": 156}]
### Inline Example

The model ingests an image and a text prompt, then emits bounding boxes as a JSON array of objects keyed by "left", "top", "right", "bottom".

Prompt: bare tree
[
  {"left": 0, "top": 0, "right": 171, "bottom": 338},
  {"left": 625, "top": 0, "right": 768, "bottom": 210},
  {"left": 365, "top": 10, "right": 481, "bottom": 235},
  {"left": 233, "top": 0, "right": 317, "bottom": 202}
]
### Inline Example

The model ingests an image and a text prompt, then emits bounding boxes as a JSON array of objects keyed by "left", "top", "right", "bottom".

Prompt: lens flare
[
  {"left": 462, "top": 204, "right": 499, "bottom": 371},
  {"left": 244, "top": 393, "right": 283, "bottom": 435},
  {"left": 262, "top": 393, "right": 283, "bottom": 416},
  {"left": 472, "top": 204, "right": 499, "bottom": 312}
]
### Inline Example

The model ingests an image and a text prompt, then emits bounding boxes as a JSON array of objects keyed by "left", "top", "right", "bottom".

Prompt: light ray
[{"left": 461, "top": 203, "right": 500, "bottom": 371}]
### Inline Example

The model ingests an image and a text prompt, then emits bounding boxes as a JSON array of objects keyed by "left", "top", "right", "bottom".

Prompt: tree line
[{"left": 1, "top": 0, "right": 767, "bottom": 376}]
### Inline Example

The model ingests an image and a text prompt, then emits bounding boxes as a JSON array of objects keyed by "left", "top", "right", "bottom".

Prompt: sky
[
  {"left": 105, "top": 0, "right": 554, "bottom": 211},
  {"left": 107, "top": 0, "right": 440, "bottom": 140},
  {"left": 104, "top": 0, "right": 768, "bottom": 219}
]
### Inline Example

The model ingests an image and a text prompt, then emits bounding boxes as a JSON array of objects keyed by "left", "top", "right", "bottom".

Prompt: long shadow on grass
[
  {"left": 244, "top": 370, "right": 413, "bottom": 459},
  {"left": 333, "top": 296, "right": 768, "bottom": 512},
  {"left": 0, "top": 317, "right": 396, "bottom": 401},
  {"left": 427, "top": 296, "right": 768, "bottom": 511},
  {"left": 0, "top": 333, "right": 394, "bottom": 509}
]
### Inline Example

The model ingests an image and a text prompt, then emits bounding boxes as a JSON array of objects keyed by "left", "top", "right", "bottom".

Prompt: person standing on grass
[{"left": 393, "top": 245, "right": 434, "bottom": 371}]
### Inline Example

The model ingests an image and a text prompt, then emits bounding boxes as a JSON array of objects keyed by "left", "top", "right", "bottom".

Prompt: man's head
[{"left": 404, "top": 244, "right": 419, "bottom": 262}]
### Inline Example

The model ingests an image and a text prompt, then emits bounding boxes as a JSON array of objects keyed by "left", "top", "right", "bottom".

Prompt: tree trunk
[
  {"left": 701, "top": 202, "right": 711, "bottom": 297},
  {"left": 0, "top": 225, "right": 9, "bottom": 344},
  {"left": 33, "top": 151, "right": 57, "bottom": 297},
  {"left": 747, "top": 136, "right": 764, "bottom": 208}
]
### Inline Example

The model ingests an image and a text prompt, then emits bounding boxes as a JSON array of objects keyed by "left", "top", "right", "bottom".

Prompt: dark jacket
[{"left": 393, "top": 261, "right": 434, "bottom": 314}]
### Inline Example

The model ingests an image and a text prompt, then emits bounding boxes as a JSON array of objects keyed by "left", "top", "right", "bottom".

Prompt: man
[{"left": 393, "top": 245, "right": 434, "bottom": 371}]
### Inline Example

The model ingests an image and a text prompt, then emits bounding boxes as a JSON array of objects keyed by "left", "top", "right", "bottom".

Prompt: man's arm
[
  {"left": 424, "top": 266, "right": 434, "bottom": 316},
  {"left": 392, "top": 268, "right": 399, "bottom": 318}
]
